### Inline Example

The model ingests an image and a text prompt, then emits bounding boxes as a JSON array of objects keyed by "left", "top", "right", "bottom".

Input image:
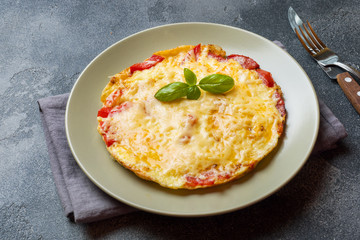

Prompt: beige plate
[{"left": 65, "top": 22, "right": 319, "bottom": 216}]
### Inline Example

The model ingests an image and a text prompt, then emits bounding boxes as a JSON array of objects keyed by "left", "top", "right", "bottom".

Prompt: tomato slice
[
  {"left": 98, "top": 102, "right": 133, "bottom": 147},
  {"left": 274, "top": 90, "right": 286, "bottom": 117},
  {"left": 102, "top": 134, "right": 116, "bottom": 147},
  {"left": 208, "top": 52, "right": 227, "bottom": 62},
  {"left": 276, "top": 98, "right": 285, "bottom": 117},
  {"left": 218, "top": 172, "right": 231, "bottom": 181},
  {"left": 98, "top": 101, "right": 131, "bottom": 118},
  {"left": 98, "top": 121, "right": 115, "bottom": 147},
  {"left": 256, "top": 69, "right": 274, "bottom": 88},
  {"left": 182, "top": 44, "right": 202, "bottom": 63},
  {"left": 185, "top": 176, "right": 215, "bottom": 187},
  {"left": 130, "top": 55, "right": 165, "bottom": 74},
  {"left": 109, "top": 102, "right": 131, "bottom": 116},
  {"left": 227, "top": 54, "right": 260, "bottom": 69},
  {"left": 97, "top": 107, "right": 113, "bottom": 118},
  {"left": 193, "top": 44, "right": 201, "bottom": 61}
]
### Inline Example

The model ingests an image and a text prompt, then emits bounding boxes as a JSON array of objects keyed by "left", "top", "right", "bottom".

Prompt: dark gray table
[{"left": 1, "top": 1, "right": 359, "bottom": 239}]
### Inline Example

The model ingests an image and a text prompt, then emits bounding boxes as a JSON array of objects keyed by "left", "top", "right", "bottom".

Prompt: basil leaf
[
  {"left": 199, "top": 74, "right": 235, "bottom": 94},
  {"left": 187, "top": 85, "right": 201, "bottom": 100},
  {"left": 154, "top": 82, "right": 189, "bottom": 102},
  {"left": 184, "top": 68, "right": 197, "bottom": 86}
]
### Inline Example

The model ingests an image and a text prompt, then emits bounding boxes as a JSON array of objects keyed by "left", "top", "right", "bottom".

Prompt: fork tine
[
  {"left": 302, "top": 23, "right": 323, "bottom": 51},
  {"left": 299, "top": 25, "right": 319, "bottom": 52},
  {"left": 295, "top": 28, "right": 313, "bottom": 55},
  {"left": 306, "top": 21, "right": 327, "bottom": 48}
]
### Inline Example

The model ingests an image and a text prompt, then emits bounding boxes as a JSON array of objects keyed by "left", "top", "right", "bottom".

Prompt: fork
[
  {"left": 295, "top": 21, "right": 360, "bottom": 80},
  {"left": 289, "top": 7, "right": 360, "bottom": 114}
]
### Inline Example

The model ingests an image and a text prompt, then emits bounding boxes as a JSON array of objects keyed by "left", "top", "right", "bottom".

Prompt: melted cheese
[{"left": 98, "top": 45, "right": 285, "bottom": 189}]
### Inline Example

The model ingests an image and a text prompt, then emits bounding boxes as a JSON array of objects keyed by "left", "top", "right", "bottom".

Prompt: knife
[{"left": 288, "top": 7, "right": 360, "bottom": 114}]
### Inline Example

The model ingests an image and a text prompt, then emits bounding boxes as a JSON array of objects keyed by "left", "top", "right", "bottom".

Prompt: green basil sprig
[{"left": 154, "top": 68, "right": 234, "bottom": 102}]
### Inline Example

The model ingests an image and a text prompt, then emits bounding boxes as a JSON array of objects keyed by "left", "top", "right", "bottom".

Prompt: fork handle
[
  {"left": 333, "top": 62, "right": 360, "bottom": 80},
  {"left": 337, "top": 72, "right": 360, "bottom": 115}
]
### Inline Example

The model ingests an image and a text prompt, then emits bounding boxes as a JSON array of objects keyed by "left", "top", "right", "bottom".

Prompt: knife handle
[{"left": 336, "top": 72, "right": 360, "bottom": 115}]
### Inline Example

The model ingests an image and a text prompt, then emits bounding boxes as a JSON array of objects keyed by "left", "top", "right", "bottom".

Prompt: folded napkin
[{"left": 37, "top": 41, "right": 347, "bottom": 223}]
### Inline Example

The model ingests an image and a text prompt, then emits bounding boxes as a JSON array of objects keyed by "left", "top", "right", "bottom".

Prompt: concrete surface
[{"left": 1, "top": 0, "right": 360, "bottom": 239}]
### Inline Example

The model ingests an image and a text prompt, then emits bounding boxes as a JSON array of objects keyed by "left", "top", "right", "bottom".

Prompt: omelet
[{"left": 97, "top": 44, "right": 286, "bottom": 189}]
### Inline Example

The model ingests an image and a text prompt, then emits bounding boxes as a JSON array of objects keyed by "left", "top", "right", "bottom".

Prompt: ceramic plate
[{"left": 65, "top": 22, "right": 319, "bottom": 216}]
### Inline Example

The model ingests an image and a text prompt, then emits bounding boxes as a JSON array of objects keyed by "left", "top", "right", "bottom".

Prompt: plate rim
[{"left": 65, "top": 22, "right": 320, "bottom": 217}]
